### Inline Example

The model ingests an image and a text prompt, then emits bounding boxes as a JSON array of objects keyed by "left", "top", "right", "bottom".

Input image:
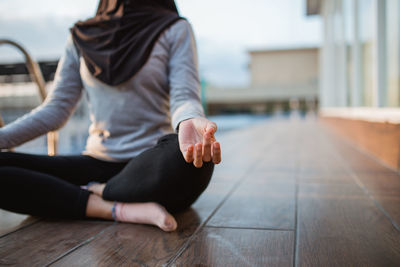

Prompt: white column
[
  {"left": 320, "top": 0, "right": 335, "bottom": 108},
  {"left": 374, "top": 0, "right": 387, "bottom": 107},
  {"left": 387, "top": 0, "right": 400, "bottom": 106},
  {"left": 352, "top": 0, "right": 362, "bottom": 106},
  {"left": 338, "top": 0, "right": 348, "bottom": 107}
]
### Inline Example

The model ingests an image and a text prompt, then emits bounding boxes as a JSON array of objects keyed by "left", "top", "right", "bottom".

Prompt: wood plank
[
  {"left": 212, "top": 124, "right": 281, "bottom": 179},
  {"left": 295, "top": 120, "right": 400, "bottom": 265},
  {"left": 207, "top": 122, "right": 298, "bottom": 230},
  {"left": 295, "top": 123, "right": 358, "bottom": 185},
  {"left": 0, "top": 219, "right": 113, "bottom": 266},
  {"left": 0, "top": 209, "right": 38, "bottom": 237},
  {"left": 296, "top": 183, "right": 400, "bottom": 267},
  {"left": 207, "top": 177, "right": 296, "bottom": 230},
  {"left": 253, "top": 134, "right": 299, "bottom": 174},
  {"left": 173, "top": 227, "right": 294, "bottom": 267},
  {"left": 299, "top": 155, "right": 357, "bottom": 184},
  {"left": 51, "top": 209, "right": 205, "bottom": 266},
  {"left": 327, "top": 129, "right": 400, "bottom": 195},
  {"left": 191, "top": 178, "right": 238, "bottom": 221},
  {"left": 322, "top": 125, "right": 400, "bottom": 226}
]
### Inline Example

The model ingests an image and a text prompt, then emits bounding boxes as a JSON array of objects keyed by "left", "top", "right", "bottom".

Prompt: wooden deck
[{"left": 1, "top": 118, "right": 400, "bottom": 266}]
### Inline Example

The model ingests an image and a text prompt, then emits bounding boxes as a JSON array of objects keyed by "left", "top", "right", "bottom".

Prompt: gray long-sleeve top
[{"left": 0, "top": 20, "right": 205, "bottom": 162}]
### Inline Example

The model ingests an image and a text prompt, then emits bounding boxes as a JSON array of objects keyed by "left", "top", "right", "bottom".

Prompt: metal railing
[{"left": 0, "top": 39, "right": 58, "bottom": 155}]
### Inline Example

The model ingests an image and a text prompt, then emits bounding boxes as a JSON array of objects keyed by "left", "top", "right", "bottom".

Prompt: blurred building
[
  {"left": 309, "top": 0, "right": 400, "bottom": 170},
  {"left": 249, "top": 47, "right": 319, "bottom": 102},
  {"left": 206, "top": 47, "right": 319, "bottom": 115}
]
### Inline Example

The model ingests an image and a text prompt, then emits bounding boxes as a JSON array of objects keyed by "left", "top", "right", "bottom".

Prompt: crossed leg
[
  {"left": 0, "top": 151, "right": 178, "bottom": 231},
  {"left": 100, "top": 134, "right": 214, "bottom": 213},
  {"left": 0, "top": 134, "right": 213, "bottom": 232},
  {"left": 87, "top": 134, "right": 214, "bottom": 229}
]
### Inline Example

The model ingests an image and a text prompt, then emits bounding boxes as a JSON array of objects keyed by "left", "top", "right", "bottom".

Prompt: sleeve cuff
[{"left": 172, "top": 101, "right": 205, "bottom": 131}]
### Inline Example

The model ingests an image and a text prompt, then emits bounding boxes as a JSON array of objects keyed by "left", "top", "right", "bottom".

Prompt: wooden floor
[{"left": 1, "top": 118, "right": 400, "bottom": 266}]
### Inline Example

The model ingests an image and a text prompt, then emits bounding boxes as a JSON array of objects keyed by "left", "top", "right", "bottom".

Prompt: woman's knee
[
  {"left": 157, "top": 160, "right": 214, "bottom": 213},
  {"left": 153, "top": 133, "right": 215, "bottom": 211}
]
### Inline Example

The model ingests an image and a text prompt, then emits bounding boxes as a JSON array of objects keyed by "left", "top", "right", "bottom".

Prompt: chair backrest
[{"left": 0, "top": 39, "right": 58, "bottom": 155}]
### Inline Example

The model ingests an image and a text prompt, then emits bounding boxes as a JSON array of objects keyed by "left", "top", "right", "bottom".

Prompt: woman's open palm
[{"left": 178, "top": 117, "right": 221, "bottom": 168}]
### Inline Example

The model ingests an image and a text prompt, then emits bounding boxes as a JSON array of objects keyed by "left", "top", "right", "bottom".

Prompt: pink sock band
[{"left": 114, "top": 202, "right": 126, "bottom": 222}]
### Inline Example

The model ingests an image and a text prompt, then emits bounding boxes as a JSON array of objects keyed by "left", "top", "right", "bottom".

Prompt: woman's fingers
[
  {"left": 194, "top": 143, "right": 203, "bottom": 168},
  {"left": 184, "top": 138, "right": 220, "bottom": 167},
  {"left": 206, "top": 121, "right": 217, "bottom": 135},
  {"left": 202, "top": 133, "right": 212, "bottom": 162},
  {"left": 184, "top": 145, "right": 194, "bottom": 163},
  {"left": 212, "top": 142, "right": 221, "bottom": 164}
]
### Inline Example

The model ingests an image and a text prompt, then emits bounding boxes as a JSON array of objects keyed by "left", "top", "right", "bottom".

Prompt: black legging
[{"left": 0, "top": 134, "right": 214, "bottom": 219}]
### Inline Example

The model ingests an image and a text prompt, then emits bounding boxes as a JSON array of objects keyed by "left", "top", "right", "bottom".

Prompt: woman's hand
[{"left": 178, "top": 117, "right": 221, "bottom": 168}]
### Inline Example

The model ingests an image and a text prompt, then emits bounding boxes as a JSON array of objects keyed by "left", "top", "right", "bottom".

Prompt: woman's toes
[
  {"left": 150, "top": 202, "right": 177, "bottom": 232},
  {"left": 160, "top": 214, "right": 177, "bottom": 232}
]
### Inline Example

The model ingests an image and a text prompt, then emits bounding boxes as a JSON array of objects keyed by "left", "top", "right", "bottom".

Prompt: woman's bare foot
[
  {"left": 86, "top": 195, "right": 177, "bottom": 232},
  {"left": 114, "top": 202, "right": 177, "bottom": 232}
]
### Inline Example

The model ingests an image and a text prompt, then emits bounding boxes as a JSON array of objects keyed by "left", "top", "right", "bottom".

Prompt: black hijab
[{"left": 71, "top": 0, "right": 182, "bottom": 86}]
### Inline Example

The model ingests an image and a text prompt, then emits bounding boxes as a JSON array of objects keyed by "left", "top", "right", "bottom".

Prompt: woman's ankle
[{"left": 86, "top": 194, "right": 113, "bottom": 219}]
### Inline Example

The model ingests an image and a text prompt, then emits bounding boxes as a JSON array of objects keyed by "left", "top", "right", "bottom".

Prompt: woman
[{"left": 0, "top": 0, "right": 221, "bottom": 232}]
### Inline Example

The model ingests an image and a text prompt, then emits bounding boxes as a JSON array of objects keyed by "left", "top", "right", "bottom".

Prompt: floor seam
[
  {"left": 45, "top": 223, "right": 116, "bottom": 266},
  {"left": 292, "top": 122, "right": 301, "bottom": 267},
  {"left": 205, "top": 225, "right": 295, "bottom": 231},
  {"left": 0, "top": 218, "right": 41, "bottom": 239}
]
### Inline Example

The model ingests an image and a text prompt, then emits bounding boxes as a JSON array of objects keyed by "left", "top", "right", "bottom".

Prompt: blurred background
[{"left": 0, "top": 0, "right": 399, "bottom": 170}]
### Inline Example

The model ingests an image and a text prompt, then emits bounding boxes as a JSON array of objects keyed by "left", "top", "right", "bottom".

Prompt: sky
[{"left": 0, "top": 0, "right": 321, "bottom": 87}]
